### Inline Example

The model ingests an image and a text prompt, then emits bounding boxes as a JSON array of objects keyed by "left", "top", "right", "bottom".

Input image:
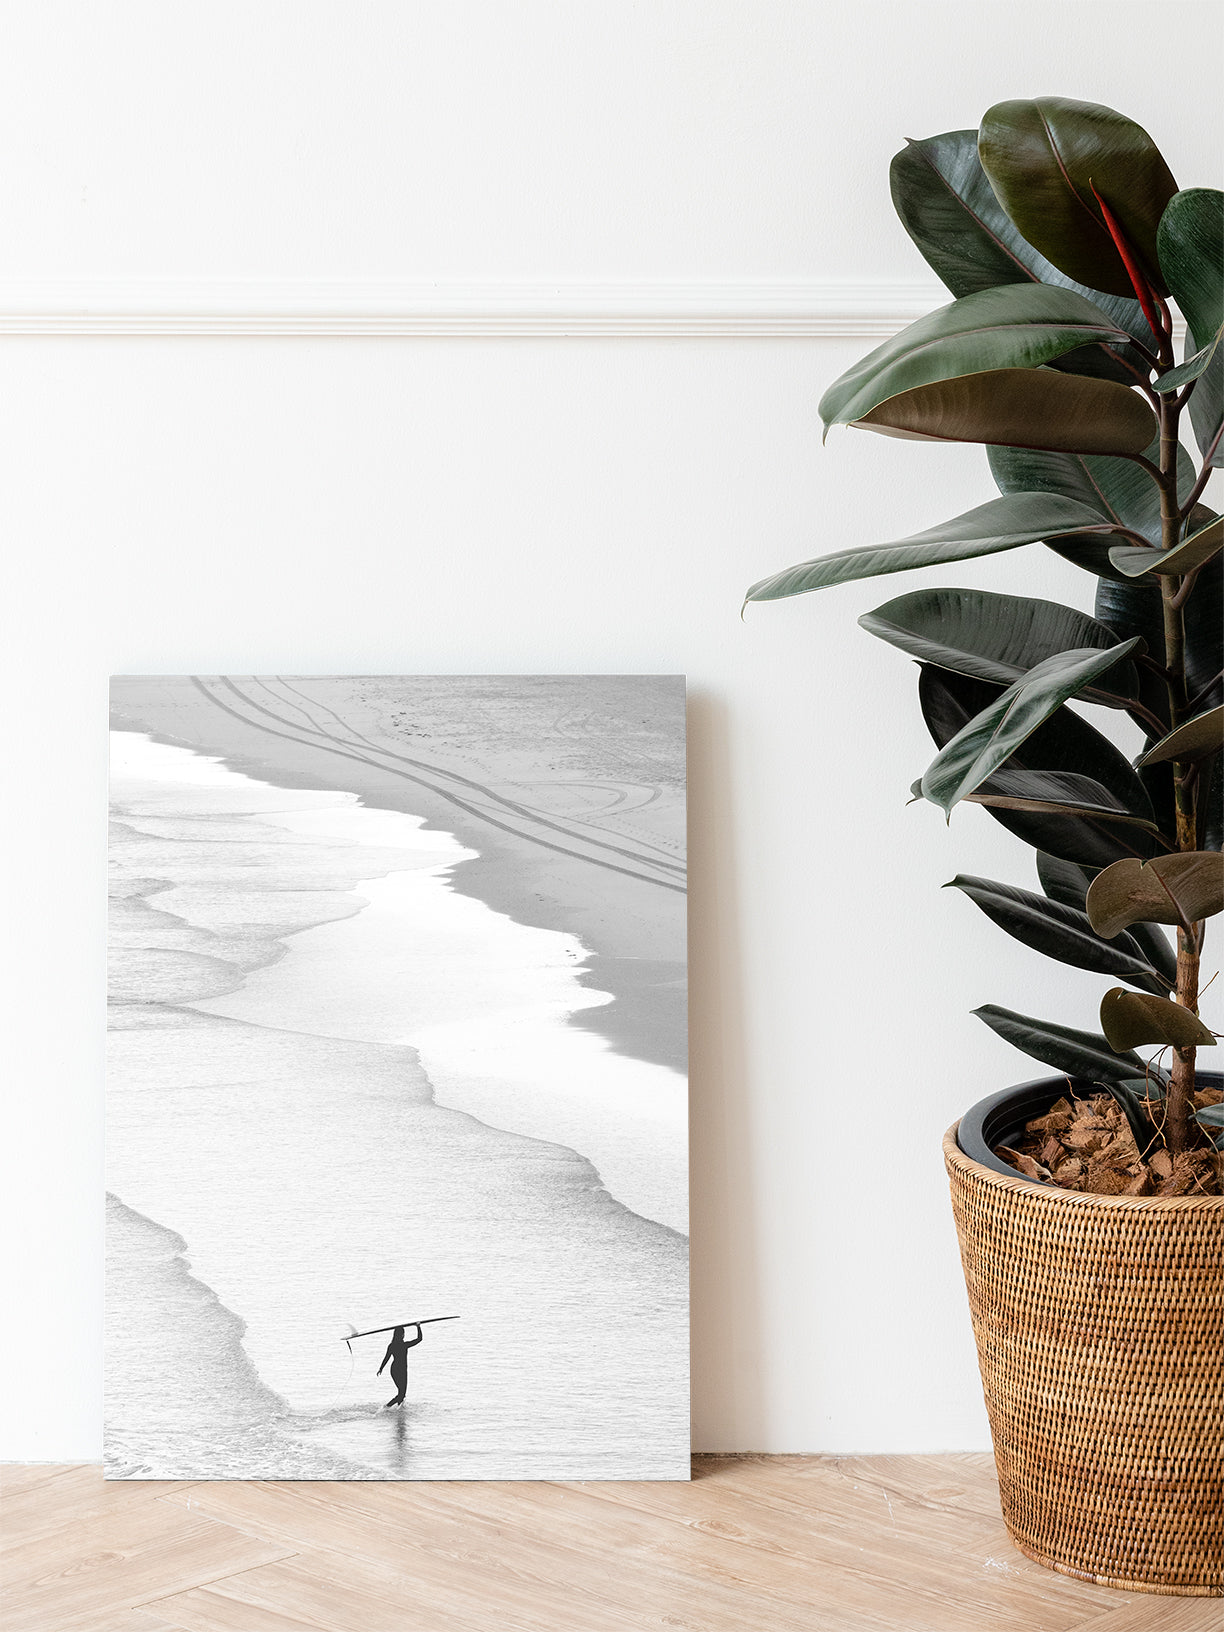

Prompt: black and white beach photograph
[{"left": 106, "top": 675, "right": 689, "bottom": 1481}]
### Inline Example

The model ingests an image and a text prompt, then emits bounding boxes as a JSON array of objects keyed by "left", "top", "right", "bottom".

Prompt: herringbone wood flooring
[{"left": 2, "top": 1456, "right": 1218, "bottom": 1630}]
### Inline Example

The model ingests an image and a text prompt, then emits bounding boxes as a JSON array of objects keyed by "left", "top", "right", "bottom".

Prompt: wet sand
[{"left": 109, "top": 675, "right": 688, "bottom": 1075}]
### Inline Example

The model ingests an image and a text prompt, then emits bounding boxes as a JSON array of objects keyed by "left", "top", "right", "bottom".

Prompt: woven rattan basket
[{"left": 945, "top": 1125, "right": 1223, "bottom": 1597}]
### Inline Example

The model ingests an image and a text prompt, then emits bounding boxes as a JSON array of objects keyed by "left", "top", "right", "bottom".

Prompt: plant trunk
[
  {"left": 1169, "top": 930, "right": 1201, "bottom": 1153},
  {"left": 1158, "top": 393, "right": 1198, "bottom": 1155}
]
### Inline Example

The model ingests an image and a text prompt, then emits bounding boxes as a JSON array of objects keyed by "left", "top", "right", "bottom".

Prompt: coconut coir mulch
[{"left": 996, "top": 1085, "right": 1224, "bottom": 1197}]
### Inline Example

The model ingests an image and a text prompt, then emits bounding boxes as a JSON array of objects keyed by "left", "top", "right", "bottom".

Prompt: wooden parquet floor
[{"left": 2, "top": 1455, "right": 1218, "bottom": 1631}]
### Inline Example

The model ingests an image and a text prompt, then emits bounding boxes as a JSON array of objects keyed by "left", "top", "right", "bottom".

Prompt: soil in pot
[{"left": 996, "top": 1085, "right": 1224, "bottom": 1197}]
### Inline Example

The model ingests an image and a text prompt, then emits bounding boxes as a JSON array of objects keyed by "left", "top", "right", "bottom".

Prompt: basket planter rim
[{"left": 946, "top": 1122, "right": 1224, "bottom": 1209}]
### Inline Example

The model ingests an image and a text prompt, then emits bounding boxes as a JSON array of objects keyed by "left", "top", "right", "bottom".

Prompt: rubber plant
[{"left": 748, "top": 98, "right": 1223, "bottom": 1186}]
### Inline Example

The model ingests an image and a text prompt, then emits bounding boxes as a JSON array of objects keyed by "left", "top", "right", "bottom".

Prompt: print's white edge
[{"left": 0, "top": 276, "right": 960, "bottom": 337}]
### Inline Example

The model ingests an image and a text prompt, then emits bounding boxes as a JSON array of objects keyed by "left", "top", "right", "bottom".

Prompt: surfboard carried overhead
[{"left": 343, "top": 1317, "right": 460, "bottom": 1348}]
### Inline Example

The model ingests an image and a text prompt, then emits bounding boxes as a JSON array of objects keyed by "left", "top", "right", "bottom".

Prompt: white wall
[{"left": 1, "top": 0, "right": 1220, "bottom": 1462}]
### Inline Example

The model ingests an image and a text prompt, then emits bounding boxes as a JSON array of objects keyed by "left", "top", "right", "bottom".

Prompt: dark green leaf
[
  {"left": 1186, "top": 348, "right": 1222, "bottom": 467},
  {"left": 1195, "top": 1102, "right": 1224, "bottom": 1152},
  {"left": 857, "top": 369, "right": 1156, "bottom": 456},
  {"left": 1158, "top": 189, "right": 1224, "bottom": 462},
  {"left": 1186, "top": 552, "right": 1223, "bottom": 707},
  {"left": 819, "top": 285, "right": 1131, "bottom": 431},
  {"left": 1101, "top": 1076, "right": 1162, "bottom": 1151},
  {"left": 1086, "top": 853, "right": 1224, "bottom": 936},
  {"left": 889, "top": 129, "right": 1158, "bottom": 383},
  {"left": 1098, "top": 554, "right": 1224, "bottom": 713},
  {"left": 989, "top": 436, "right": 1197, "bottom": 580},
  {"left": 1095, "top": 553, "right": 1223, "bottom": 739},
  {"left": 742, "top": 493, "right": 1111, "bottom": 602},
  {"left": 1138, "top": 707, "right": 1224, "bottom": 766},
  {"left": 978, "top": 98, "right": 1178, "bottom": 296},
  {"left": 1035, "top": 853, "right": 1178, "bottom": 986},
  {"left": 1152, "top": 323, "right": 1222, "bottom": 393},
  {"left": 920, "top": 641, "right": 1142, "bottom": 815},
  {"left": 1092, "top": 572, "right": 1178, "bottom": 832},
  {"left": 974, "top": 1002, "right": 1148, "bottom": 1082},
  {"left": 918, "top": 666, "right": 1161, "bottom": 866},
  {"left": 1109, "top": 515, "right": 1223, "bottom": 577},
  {"left": 855, "top": 365, "right": 1155, "bottom": 453},
  {"left": 1130, "top": 923, "right": 1180, "bottom": 986},
  {"left": 911, "top": 768, "right": 1158, "bottom": 832},
  {"left": 1202, "top": 754, "right": 1223, "bottom": 853},
  {"left": 860, "top": 587, "right": 1138, "bottom": 705},
  {"left": 1187, "top": 335, "right": 1222, "bottom": 466},
  {"left": 1159, "top": 191, "right": 1224, "bottom": 339},
  {"left": 946, "top": 874, "right": 1169, "bottom": 992},
  {"left": 1121, "top": 921, "right": 1180, "bottom": 987},
  {"left": 963, "top": 769, "right": 1161, "bottom": 832},
  {"left": 990, "top": 443, "right": 1159, "bottom": 534},
  {"left": 1135, "top": 758, "right": 1176, "bottom": 848},
  {"left": 1036, "top": 852, "right": 1097, "bottom": 909},
  {"left": 1100, "top": 988, "right": 1216, "bottom": 1051},
  {"left": 1094, "top": 573, "right": 1166, "bottom": 655}
]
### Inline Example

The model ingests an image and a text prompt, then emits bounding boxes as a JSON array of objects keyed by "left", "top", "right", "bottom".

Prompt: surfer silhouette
[{"left": 377, "top": 1323, "right": 423, "bottom": 1408}]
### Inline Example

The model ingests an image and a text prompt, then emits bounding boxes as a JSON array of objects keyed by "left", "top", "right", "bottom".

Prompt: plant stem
[
  {"left": 1170, "top": 929, "right": 1202, "bottom": 1154},
  {"left": 1157, "top": 391, "right": 1198, "bottom": 1154}
]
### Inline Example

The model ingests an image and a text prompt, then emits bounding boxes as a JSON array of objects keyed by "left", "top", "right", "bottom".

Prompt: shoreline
[
  {"left": 106, "top": 1194, "right": 368, "bottom": 1480},
  {"left": 110, "top": 675, "right": 688, "bottom": 1076}
]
